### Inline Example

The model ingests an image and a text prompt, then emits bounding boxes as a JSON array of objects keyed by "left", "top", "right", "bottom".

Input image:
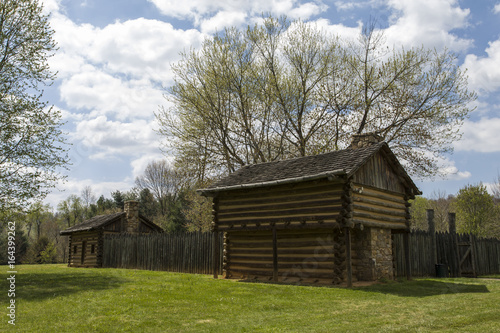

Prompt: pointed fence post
[
  {"left": 427, "top": 209, "right": 437, "bottom": 276},
  {"left": 448, "top": 212, "right": 460, "bottom": 277}
]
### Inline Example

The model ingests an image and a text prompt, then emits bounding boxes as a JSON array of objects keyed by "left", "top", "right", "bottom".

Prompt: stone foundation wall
[{"left": 352, "top": 227, "right": 393, "bottom": 281}]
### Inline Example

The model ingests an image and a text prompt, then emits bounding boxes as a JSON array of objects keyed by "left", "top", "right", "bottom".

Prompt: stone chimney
[
  {"left": 350, "top": 133, "right": 383, "bottom": 149},
  {"left": 124, "top": 200, "right": 140, "bottom": 233}
]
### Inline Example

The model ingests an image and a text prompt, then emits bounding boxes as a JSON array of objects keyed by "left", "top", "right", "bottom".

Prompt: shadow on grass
[
  {"left": 16, "top": 269, "right": 128, "bottom": 301},
  {"left": 355, "top": 279, "right": 490, "bottom": 297}
]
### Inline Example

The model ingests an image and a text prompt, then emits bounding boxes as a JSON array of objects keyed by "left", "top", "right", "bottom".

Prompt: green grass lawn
[{"left": 2, "top": 264, "right": 499, "bottom": 332}]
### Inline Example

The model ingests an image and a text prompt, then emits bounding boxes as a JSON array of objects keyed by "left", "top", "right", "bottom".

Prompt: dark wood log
[
  {"left": 219, "top": 181, "right": 343, "bottom": 202},
  {"left": 353, "top": 211, "right": 406, "bottom": 224},
  {"left": 354, "top": 185, "right": 406, "bottom": 204},
  {"left": 352, "top": 218, "right": 407, "bottom": 230},
  {"left": 219, "top": 198, "right": 343, "bottom": 214},
  {"left": 352, "top": 203, "right": 406, "bottom": 217},
  {"left": 213, "top": 230, "right": 219, "bottom": 279},
  {"left": 272, "top": 227, "right": 278, "bottom": 282},
  {"left": 427, "top": 209, "right": 437, "bottom": 275},
  {"left": 404, "top": 231, "right": 411, "bottom": 280},
  {"left": 217, "top": 220, "right": 340, "bottom": 231},
  {"left": 218, "top": 205, "right": 340, "bottom": 220},
  {"left": 229, "top": 239, "right": 333, "bottom": 249},
  {"left": 345, "top": 227, "right": 352, "bottom": 288}
]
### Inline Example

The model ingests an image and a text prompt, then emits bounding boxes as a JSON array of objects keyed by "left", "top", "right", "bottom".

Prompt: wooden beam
[
  {"left": 213, "top": 197, "right": 219, "bottom": 279},
  {"left": 272, "top": 226, "right": 278, "bottom": 282},
  {"left": 345, "top": 227, "right": 352, "bottom": 288},
  {"left": 217, "top": 221, "right": 340, "bottom": 231},
  {"left": 213, "top": 231, "right": 219, "bottom": 279},
  {"left": 404, "top": 231, "right": 411, "bottom": 280},
  {"left": 427, "top": 209, "right": 437, "bottom": 275},
  {"left": 351, "top": 218, "right": 407, "bottom": 230}
]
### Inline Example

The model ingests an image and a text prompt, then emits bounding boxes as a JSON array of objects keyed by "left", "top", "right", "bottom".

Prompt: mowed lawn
[{"left": 2, "top": 265, "right": 500, "bottom": 332}]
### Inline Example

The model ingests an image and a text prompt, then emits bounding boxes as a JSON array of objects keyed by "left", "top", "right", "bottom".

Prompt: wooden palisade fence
[
  {"left": 393, "top": 211, "right": 500, "bottom": 278},
  {"left": 102, "top": 212, "right": 500, "bottom": 279},
  {"left": 102, "top": 232, "right": 223, "bottom": 274},
  {"left": 393, "top": 231, "right": 500, "bottom": 277}
]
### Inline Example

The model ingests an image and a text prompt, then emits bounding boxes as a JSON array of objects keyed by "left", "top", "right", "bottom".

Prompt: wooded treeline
[{"left": 1, "top": 166, "right": 500, "bottom": 265}]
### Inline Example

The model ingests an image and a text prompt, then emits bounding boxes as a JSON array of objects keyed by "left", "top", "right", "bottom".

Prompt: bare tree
[
  {"left": 135, "top": 160, "right": 183, "bottom": 216},
  {"left": 80, "top": 186, "right": 96, "bottom": 208},
  {"left": 157, "top": 16, "right": 476, "bottom": 182}
]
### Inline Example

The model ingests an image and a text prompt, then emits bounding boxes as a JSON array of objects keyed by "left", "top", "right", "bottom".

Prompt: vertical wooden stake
[
  {"left": 212, "top": 197, "right": 219, "bottom": 279},
  {"left": 345, "top": 227, "right": 352, "bottom": 288},
  {"left": 403, "top": 231, "right": 411, "bottom": 280},
  {"left": 272, "top": 226, "right": 278, "bottom": 282},
  {"left": 448, "top": 212, "right": 460, "bottom": 277},
  {"left": 213, "top": 230, "right": 219, "bottom": 279},
  {"left": 427, "top": 209, "right": 437, "bottom": 276}
]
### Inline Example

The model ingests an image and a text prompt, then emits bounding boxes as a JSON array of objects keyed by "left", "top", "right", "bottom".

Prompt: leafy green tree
[
  {"left": 183, "top": 186, "right": 212, "bottom": 232},
  {"left": 39, "top": 241, "right": 57, "bottom": 264},
  {"left": 96, "top": 195, "right": 115, "bottom": 214},
  {"left": 409, "top": 196, "right": 430, "bottom": 231},
  {"left": 26, "top": 201, "right": 52, "bottom": 240},
  {"left": 428, "top": 190, "right": 456, "bottom": 232},
  {"left": 0, "top": 220, "right": 28, "bottom": 264},
  {"left": 57, "top": 195, "right": 84, "bottom": 228},
  {"left": 138, "top": 188, "right": 158, "bottom": 217},
  {"left": 0, "top": 0, "right": 68, "bottom": 212},
  {"left": 455, "top": 184, "right": 496, "bottom": 237},
  {"left": 111, "top": 190, "right": 125, "bottom": 210},
  {"left": 22, "top": 236, "right": 56, "bottom": 264},
  {"left": 157, "top": 16, "right": 475, "bottom": 181}
]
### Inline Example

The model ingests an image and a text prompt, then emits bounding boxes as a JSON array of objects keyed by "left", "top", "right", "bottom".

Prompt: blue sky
[{"left": 41, "top": 0, "right": 500, "bottom": 207}]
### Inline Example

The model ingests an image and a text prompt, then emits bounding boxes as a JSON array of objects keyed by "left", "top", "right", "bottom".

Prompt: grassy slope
[{"left": 2, "top": 264, "right": 499, "bottom": 332}]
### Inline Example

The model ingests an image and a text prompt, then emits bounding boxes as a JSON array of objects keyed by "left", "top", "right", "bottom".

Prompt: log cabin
[
  {"left": 198, "top": 134, "right": 421, "bottom": 285},
  {"left": 60, "top": 200, "right": 163, "bottom": 267}
]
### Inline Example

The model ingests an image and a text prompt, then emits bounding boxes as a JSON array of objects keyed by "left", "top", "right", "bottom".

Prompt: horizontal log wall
[
  {"left": 68, "top": 231, "right": 100, "bottom": 267},
  {"left": 352, "top": 185, "right": 407, "bottom": 230},
  {"left": 224, "top": 228, "right": 341, "bottom": 283},
  {"left": 216, "top": 180, "right": 343, "bottom": 231}
]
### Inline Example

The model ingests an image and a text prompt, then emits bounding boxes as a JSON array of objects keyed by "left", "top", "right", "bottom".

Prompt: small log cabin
[
  {"left": 60, "top": 200, "right": 163, "bottom": 267},
  {"left": 199, "top": 134, "right": 421, "bottom": 285}
]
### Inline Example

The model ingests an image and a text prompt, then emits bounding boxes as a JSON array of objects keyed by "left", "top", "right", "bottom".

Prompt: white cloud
[
  {"left": 494, "top": 4, "right": 500, "bottom": 14},
  {"left": 199, "top": 11, "right": 248, "bottom": 34},
  {"left": 148, "top": 0, "right": 328, "bottom": 30},
  {"left": 59, "top": 68, "right": 164, "bottom": 121},
  {"left": 73, "top": 116, "right": 160, "bottom": 159},
  {"left": 86, "top": 18, "right": 205, "bottom": 82},
  {"left": 455, "top": 117, "right": 500, "bottom": 153},
  {"left": 438, "top": 164, "right": 472, "bottom": 181},
  {"left": 384, "top": 0, "right": 472, "bottom": 51},
  {"left": 463, "top": 39, "right": 500, "bottom": 94},
  {"left": 334, "top": 1, "right": 373, "bottom": 11},
  {"left": 314, "top": 18, "right": 362, "bottom": 41},
  {"left": 49, "top": 14, "right": 205, "bottom": 83},
  {"left": 41, "top": 0, "right": 62, "bottom": 14}
]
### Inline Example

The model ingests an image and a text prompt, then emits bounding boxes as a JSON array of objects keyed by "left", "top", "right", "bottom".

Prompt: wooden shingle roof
[
  {"left": 199, "top": 142, "right": 420, "bottom": 196},
  {"left": 60, "top": 212, "right": 125, "bottom": 235}
]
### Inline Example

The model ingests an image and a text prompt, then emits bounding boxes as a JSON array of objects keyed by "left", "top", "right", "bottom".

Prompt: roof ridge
[{"left": 238, "top": 143, "right": 385, "bottom": 169}]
